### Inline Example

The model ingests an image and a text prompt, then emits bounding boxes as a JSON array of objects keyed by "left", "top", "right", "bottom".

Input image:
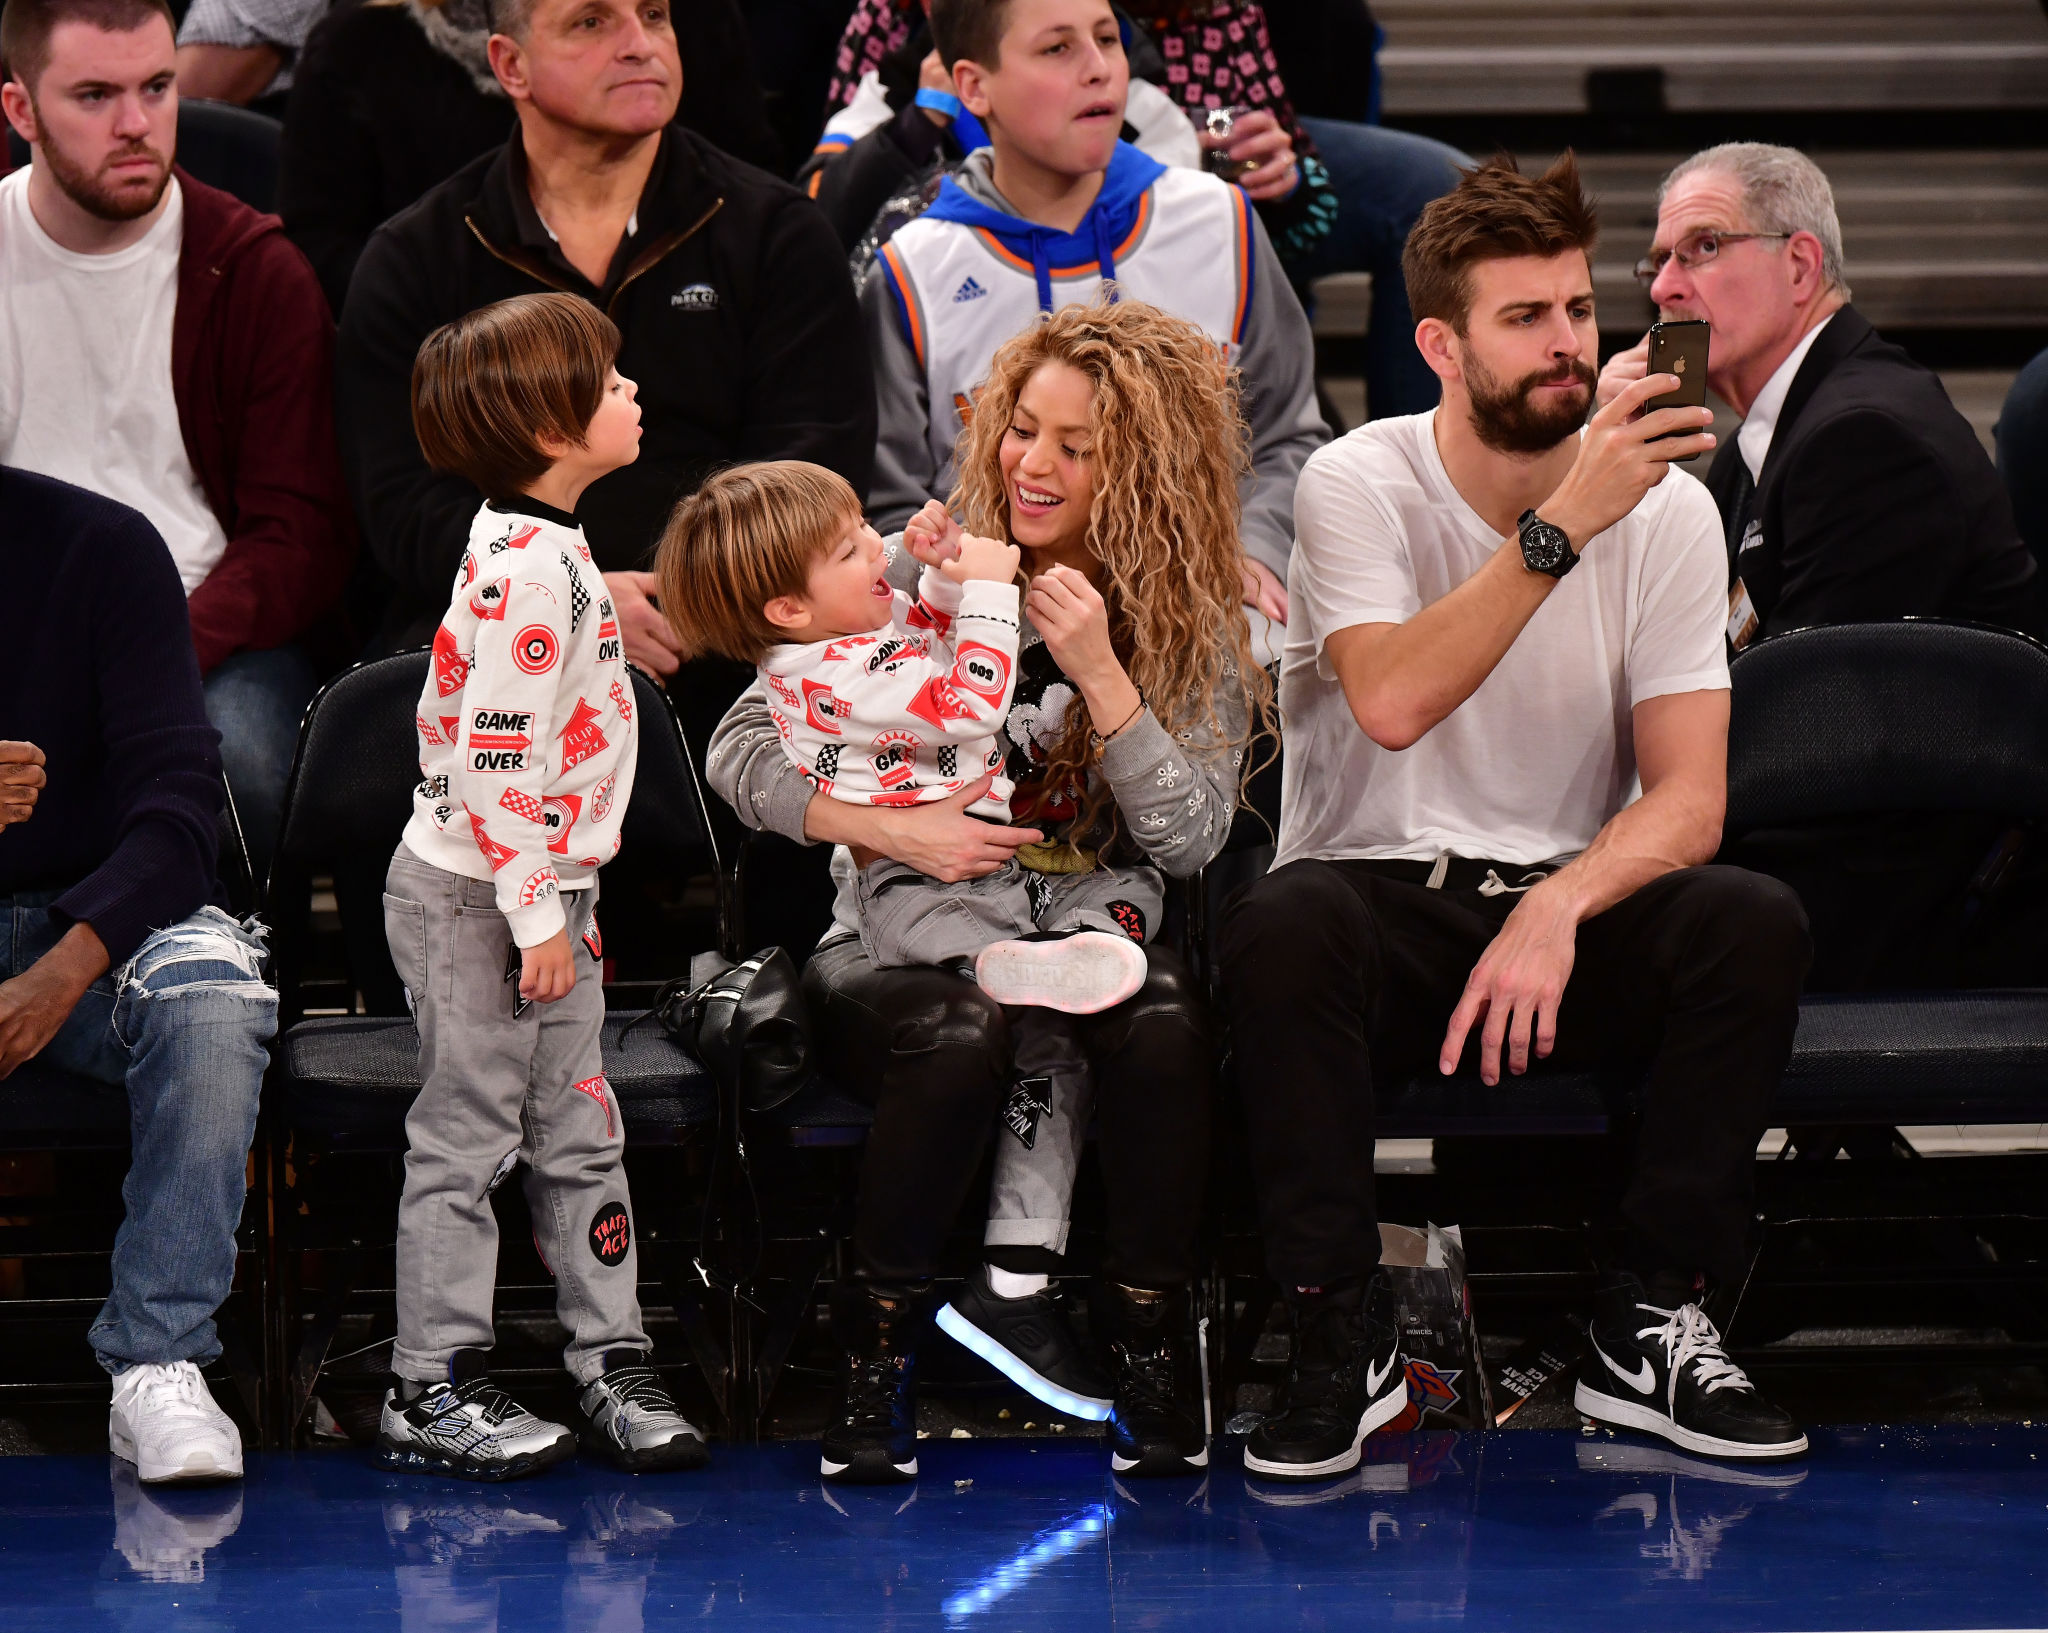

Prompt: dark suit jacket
[{"left": 1706, "top": 305, "right": 2036, "bottom": 638}]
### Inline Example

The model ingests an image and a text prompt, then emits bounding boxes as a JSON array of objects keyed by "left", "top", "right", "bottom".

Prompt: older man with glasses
[{"left": 1599, "top": 143, "right": 2038, "bottom": 990}]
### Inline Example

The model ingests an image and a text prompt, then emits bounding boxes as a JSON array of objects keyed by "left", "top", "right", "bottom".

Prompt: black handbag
[{"left": 652, "top": 947, "right": 813, "bottom": 1114}]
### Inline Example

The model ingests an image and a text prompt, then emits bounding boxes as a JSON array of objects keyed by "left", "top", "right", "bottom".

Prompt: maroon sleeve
[{"left": 184, "top": 230, "right": 357, "bottom": 673}]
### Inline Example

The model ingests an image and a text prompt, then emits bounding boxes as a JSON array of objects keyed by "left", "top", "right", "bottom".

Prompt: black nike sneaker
[
  {"left": 376, "top": 1349, "right": 576, "bottom": 1482},
  {"left": 821, "top": 1280, "right": 927, "bottom": 1485},
  {"left": 936, "top": 1266, "right": 1114, "bottom": 1421},
  {"left": 1574, "top": 1273, "right": 1807, "bottom": 1460},
  {"left": 1093, "top": 1282, "right": 1208, "bottom": 1477},
  {"left": 1242, "top": 1277, "right": 1408, "bottom": 1483}
]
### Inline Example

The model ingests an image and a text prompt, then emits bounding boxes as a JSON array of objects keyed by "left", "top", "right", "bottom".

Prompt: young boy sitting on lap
[
  {"left": 378, "top": 293, "right": 706, "bottom": 1482},
  {"left": 661, "top": 461, "right": 1151, "bottom": 1013}
]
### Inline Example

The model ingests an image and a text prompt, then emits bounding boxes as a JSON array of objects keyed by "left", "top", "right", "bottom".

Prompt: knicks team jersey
[
  {"left": 874, "top": 145, "right": 1256, "bottom": 498},
  {"left": 401, "top": 501, "right": 640, "bottom": 948}
]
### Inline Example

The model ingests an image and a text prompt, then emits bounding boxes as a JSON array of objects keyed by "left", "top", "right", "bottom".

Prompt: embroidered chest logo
[
  {"left": 953, "top": 276, "right": 989, "bottom": 304},
  {"left": 671, "top": 282, "right": 719, "bottom": 311}
]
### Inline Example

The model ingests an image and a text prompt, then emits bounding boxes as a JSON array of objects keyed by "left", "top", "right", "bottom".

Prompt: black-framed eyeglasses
[{"left": 1634, "top": 231, "right": 1792, "bottom": 287}]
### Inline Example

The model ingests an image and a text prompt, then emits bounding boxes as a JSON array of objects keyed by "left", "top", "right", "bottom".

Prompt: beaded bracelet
[{"left": 1091, "top": 694, "right": 1146, "bottom": 748}]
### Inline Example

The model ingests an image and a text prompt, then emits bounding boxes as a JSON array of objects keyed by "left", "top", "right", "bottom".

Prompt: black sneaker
[
  {"left": 1574, "top": 1274, "right": 1807, "bottom": 1461},
  {"left": 821, "top": 1280, "right": 926, "bottom": 1485},
  {"left": 936, "top": 1266, "right": 1114, "bottom": 1422},
  {"left": 1093, "top": 1282, "right": 1208, "bottom": 1477},
  {"left": 1242, "top": 1277, "right": 1407, "bottom": 1483},
  {"left": 376, "top": 1350, "right": 575, "bottom": 1482},
  {"left": 577, "top": 1348, "right": 710, "bottom": 1472}
]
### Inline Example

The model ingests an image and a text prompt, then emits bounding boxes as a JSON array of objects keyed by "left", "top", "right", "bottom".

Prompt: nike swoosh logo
[
  {"left": 1365, "top": 1351, "right": 1397, "bottom": 1399},
  {"left": 1592, "top": 1338, "right": 1655, "bottom": 1395}
]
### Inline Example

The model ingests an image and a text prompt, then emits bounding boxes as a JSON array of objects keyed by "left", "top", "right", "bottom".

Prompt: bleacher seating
[{"left": 1371, "top": 0, "right": 2048, "bottom": 116}]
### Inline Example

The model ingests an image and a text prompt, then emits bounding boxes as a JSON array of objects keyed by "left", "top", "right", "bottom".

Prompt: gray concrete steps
[{"left": 1373, "top": 0, "right": 2048, "bottom": 114}]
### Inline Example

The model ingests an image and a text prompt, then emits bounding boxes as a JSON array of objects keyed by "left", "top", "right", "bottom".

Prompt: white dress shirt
[{"left": 1735, "top": 312, "right": 1836, "bottom": 481}]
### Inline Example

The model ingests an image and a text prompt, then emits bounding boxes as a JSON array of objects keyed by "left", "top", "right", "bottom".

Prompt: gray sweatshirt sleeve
[
  {"left": 861, "top": 267, "right": 941, "bottom": 535},
  {"left": 704, "top": 680, "right": 819, "bottom": 846},
  {"left": 1094, "top": 651, "right": 1254, "bottom": 878},
  {"left": 1233, "top": 213, "right": 1331, "bottom": 581}
]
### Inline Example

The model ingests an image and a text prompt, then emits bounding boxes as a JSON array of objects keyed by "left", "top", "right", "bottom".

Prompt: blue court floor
[{"left": 2, "top": 1427, "right": 2045, "bottom": 1630}]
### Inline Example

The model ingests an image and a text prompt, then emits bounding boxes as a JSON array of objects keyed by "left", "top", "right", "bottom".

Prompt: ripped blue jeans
[{"left": 3, "top": 898, "right": 276, "bottom": 1373}]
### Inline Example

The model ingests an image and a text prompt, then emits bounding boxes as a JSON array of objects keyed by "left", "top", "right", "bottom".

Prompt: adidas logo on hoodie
[{"left": 952, "top": 276, "right": 988, "bottom": 303}]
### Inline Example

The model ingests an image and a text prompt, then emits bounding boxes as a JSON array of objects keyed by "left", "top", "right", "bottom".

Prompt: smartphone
[{"left": 1645, "top": 319, "right": 1711, "bottom": 461}]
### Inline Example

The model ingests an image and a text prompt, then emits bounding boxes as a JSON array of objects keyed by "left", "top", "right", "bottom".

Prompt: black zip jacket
[{"left": 336, "top": 123, "right": 874, "bottom": 650}]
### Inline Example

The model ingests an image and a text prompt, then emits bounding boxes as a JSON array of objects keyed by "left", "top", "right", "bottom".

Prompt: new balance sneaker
[
  {"left": 974, "top": 931, "right": 1147, "bottom": 1015},
  {"left": 936, "top": 1266, "right": 1113, "bottom": 1421},
  {"left": 1242, "top": 1277, "right": 1407, "bottom": 1483},
  {"left": 377, "top": 1350, "right": 576, "bottom": 1482},
  {"left": 821, "top": 1281, "right": 926, "bottom": 1485},
  {"left": 1093, "top": 1282, "right": 1208, "bottom": 1477},
  {"left": 1574, "top": 1274, "right": 1807, "bottom": 1461},
  {"left": 109, "top": 1361, "right": 244, "bottom": 1485},
  {"left": 577, "top": 1349, "right": 710, "bottom": 1472}
]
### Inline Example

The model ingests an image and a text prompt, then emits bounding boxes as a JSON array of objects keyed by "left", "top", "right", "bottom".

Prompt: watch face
[{"left": 1522, "top": 521, "right": 1570, "bottom": 573}]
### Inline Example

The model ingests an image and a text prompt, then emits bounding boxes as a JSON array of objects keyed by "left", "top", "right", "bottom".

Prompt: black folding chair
[
  {"left": 0, "top": 791, "right": 269, "bottom": 1431},
  {"left": 264, "top": 652, "right": 736, "bottom": 1442}
]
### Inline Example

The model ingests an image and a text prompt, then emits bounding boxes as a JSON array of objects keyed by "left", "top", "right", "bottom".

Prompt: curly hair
[{"left": 950, "top": 298, "right": 1275, "bottom": 846}]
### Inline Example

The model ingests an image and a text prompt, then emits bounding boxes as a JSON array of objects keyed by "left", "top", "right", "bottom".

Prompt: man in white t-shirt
[
  {"left": 0, "top": 0, "right": 352, "bottom": 868},
  {"left": 1222, "top": 155, "right": 1813, "bottom": 1481}
]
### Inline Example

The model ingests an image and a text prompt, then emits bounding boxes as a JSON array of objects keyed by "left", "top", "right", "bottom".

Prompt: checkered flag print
[
  {"left": 498, "top": 787, "right": 544, "bottom": 823},
  {"left": 937, "top": 744, "right": 957, "bottom": 777},
  {"left": 562, "top": 554, "right": 591, "bottom": 630},
  {"left": 816, "top": 743, "right": 840, "bottom": 779}
]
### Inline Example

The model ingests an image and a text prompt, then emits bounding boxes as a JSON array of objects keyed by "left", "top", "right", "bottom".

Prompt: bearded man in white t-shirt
[{"left": 1222, "top": 154, "right": 1813, "bottom": 1481}]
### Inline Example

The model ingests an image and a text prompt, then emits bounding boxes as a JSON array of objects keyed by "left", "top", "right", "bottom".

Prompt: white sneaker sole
[
  {"left": 110, "top": 1419, "right": 243, "bottom": 1485},
  {"left": 1240, "top": 1374, "right": 1409, "bottom": 1482},
  {"left": 1111, "top": 1444, "right": 1209, "bottom": 1473},
  {"left": 1573, "top": 1380, "right": 1809, "bottom": 1461},
  {"left": 935, "top": 1303, "right": 1114, "bottom": 1421},
  {"left": 974, "top": 933, "right": 1146, "bottom": 1015}
]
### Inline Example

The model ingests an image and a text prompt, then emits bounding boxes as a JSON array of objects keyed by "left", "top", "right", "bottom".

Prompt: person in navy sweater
[{"left": 0, "top": 465, "right": 276, "bottom": 1487}]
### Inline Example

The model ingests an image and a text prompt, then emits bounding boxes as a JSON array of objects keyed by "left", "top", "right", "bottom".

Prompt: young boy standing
[
  {"left": 379, "top": 293, "right": 706, "bottom": 1481},
  {"left": 864, "top": 0, "right": 1326, "bottom": 614}
]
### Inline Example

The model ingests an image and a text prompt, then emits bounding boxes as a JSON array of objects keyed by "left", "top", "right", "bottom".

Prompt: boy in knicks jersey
[
  {"left": 863, "top": 0, "right": 1328, "bottom": 626},
  {"left": 378, "top": 293, "right": 707, "bottom": 1481},
  {"left": 660, "top": 459, "right": 1151, "bottom": 1013}
]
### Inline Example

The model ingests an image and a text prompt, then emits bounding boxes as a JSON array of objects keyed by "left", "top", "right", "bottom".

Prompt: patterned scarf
[{"left": 408, "top": 0, "right": 506, "bottom": 99}]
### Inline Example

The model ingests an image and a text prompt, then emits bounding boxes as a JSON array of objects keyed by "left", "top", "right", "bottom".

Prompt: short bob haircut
[
  {"left": 411, "top": 293, "right": 620, "bottom": 501},
  {"left": 657, "top": 461, "right": 864, "bottom": 665},
  {"left": 1401, "top": 151, "right": 1599, "bottom": 335}
]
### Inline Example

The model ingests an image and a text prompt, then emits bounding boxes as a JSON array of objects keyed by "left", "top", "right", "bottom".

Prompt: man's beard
[
  {"left": 1463, "top": 350, "right": 1596, "bottom": 456},
  {"left": 33, "top": 111, "right": 171, "bottom": 223}
]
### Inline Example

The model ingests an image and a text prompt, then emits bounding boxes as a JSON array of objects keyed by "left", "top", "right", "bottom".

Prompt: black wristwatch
[{"left": 1517, "top": 509, "right": 1579, "bottom": 579}]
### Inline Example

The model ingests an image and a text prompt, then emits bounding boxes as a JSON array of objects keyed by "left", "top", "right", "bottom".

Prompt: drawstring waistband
[{"left": 1366, "top": 852, "right": 1562, "bottom": 895}]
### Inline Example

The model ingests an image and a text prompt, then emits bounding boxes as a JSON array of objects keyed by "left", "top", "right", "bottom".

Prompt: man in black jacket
[
  {"left": 0, "top": 465, "right": 276, "bottom": 1484},
  {"left": 1600, "top": 142, "right": 2034, "bottom": 645},
  {"left": 1600, "top": 144, "right": 2038, "bottom": 990},
  {"left": 336, "top": 0, "right": 874, "bottom": 669}
]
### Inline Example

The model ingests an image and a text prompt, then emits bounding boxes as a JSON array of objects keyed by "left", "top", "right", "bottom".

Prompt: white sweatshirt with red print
[
  {"left": 759, "top": 566, "right": 1021, "bottom": 818},
  {"left": 402, "top": 502, "right": 640, "bottom": 947}
]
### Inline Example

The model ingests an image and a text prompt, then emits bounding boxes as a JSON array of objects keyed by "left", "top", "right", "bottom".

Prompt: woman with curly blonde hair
[{"left": 706, "top": 298, "right": 1269, "bottom": 1486}]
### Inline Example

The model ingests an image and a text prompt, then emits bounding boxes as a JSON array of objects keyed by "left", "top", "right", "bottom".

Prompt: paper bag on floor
[{"left": 1376, "top": 1222, "right": 1491, "bottom": 1432}]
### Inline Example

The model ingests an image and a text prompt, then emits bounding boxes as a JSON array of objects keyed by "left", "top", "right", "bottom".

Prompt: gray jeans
[
  {"left": 384, "top": 846, "right": 646, "bottom": 1385},
  {"left": 854, "top": 858, "right": 1166, "bottom": 1257}
]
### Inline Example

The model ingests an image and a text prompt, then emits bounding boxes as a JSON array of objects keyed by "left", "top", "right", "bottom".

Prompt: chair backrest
[
  {"left": 217, "top": 782, "right": 258, "bottom": 918},
  {"left": 1726, "top": 620, "right": 2048, "bottom": 834},
  {"left": 5, "top": 101, "right": 282, "bottom": 213},
  {"left": 273, "top": 650, "right": 432, "bottom": 882}
]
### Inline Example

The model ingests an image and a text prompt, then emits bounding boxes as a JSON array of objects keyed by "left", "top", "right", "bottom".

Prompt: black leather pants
[{"left": 802, "top": 934, "right": 1213, "bottom": 1286}]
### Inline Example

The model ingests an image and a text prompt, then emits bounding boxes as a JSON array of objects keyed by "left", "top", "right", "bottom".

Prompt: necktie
[{"left": 1722, "top": 456, "right": 1756, "bottom": 570}]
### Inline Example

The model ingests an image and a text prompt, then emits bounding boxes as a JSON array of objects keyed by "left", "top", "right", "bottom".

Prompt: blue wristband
[{"left": 914, "top": 87, "right": 963, "bottom": 120}]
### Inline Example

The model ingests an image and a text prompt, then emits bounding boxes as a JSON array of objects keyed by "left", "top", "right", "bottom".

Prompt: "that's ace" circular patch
[{"left": 589, "top": 1201, "right": 631, "bottom": 1266}]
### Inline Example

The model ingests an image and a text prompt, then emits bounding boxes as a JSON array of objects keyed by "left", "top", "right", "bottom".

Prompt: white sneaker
[
  {"left": 109, "top": 1362, "right": 244, "bottom": 1484},
  {"left": 974, "top": 931, "right": 1147, "bottom": 1014}
]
